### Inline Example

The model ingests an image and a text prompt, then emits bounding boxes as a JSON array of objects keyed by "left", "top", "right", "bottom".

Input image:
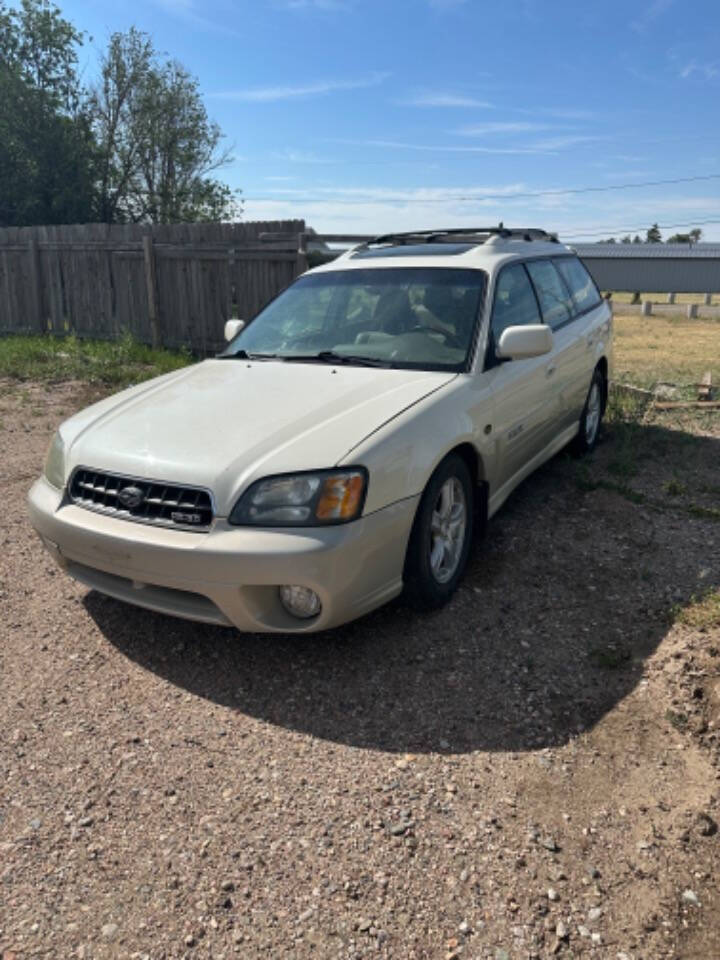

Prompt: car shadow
[{"left": 86, "top": 422, "right": 719, "bottom": 755}]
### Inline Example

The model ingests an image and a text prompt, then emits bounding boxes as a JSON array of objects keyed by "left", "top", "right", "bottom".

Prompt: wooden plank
[
  {"left": 142, "top": 234, "right": 160, "bottom": 348},
  {"left": 655, "top": 400, "right": 720, "bottom": 410}
]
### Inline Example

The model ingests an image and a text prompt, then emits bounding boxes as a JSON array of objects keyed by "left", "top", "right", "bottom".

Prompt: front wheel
[
  {"left": 572, "top": 366, "right": 605, "bottom": 455},
  {"left": 404, "top": 455, "right": 474, "bottom": 610}
]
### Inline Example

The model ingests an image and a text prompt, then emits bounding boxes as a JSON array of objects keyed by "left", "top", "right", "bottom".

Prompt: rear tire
[
  {"left": 572, "top": 366, "right": 604, "bottom": 456},
  {"left": 404, "top": 455, "right": 474, "bottom": 610}
]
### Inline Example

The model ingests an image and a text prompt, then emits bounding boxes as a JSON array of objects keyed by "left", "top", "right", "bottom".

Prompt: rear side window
[
  {"left": 555, "top": 257, "right": 602, "bottom": 313},
  {"left": 525, "top": 260, "right": 573, "bottom": 330}
]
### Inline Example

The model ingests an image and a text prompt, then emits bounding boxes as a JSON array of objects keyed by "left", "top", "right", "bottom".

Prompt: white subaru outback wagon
[{"left": 29, "top": 226, "right": 612, "bottom": 633}]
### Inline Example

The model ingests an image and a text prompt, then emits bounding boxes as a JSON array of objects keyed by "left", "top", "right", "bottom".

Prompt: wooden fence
[{"left": 0, "top": 220, "right": 306, "bottom": 353}]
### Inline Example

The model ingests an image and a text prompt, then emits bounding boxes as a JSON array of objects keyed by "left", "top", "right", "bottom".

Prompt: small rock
[
  {"left": 29, "top": 819, "right": 42, "bottom": 830},
  {"left": 357, "top": 917, "right": 372, "bottom": 932},
  {"left": 586, "top": 866, "right": 601, "bottom": 879},
  {"left": 184, "top": 934, "right": 195, "bottom": 946},
  {"left": 555, "top": 920, "right": 568, "bottom": 940},
  {"left": 578, "top": 925, "right": 590, "bottom": 938},
  {"left": 101, "top": 923, "right": 118, "bottom": 941},
  {"left": 298, "top": 908, "right": 313, "bottom": 923},
  {"left": 540, "top": 836, "right": 559, "bottom": 852},
  {"left": 389, "top": 821, "right": 413, "bottom": 836},
  {"left": 591, "top": 932, "right": 602, "bottom": 944},
  {"left": 78, "top": 817, "right": 93, "bottom": 828},
  {"left": 588, "top": 907, "right": 603, "bottom": 922},
  {"left": 682, "top": 889, "right": 700, "bottom": 907},
  {"left": 458, "top": 920, "right": 471, "bottom": 934},
  {"left": 495, "top": 949, "right": 510, "bottom": 960},
  {"left": 547, "top": 888, "right": 559, "bottom": 901},
  {"left": 220, "top": 879, "right": 235, "bottom": 892}
]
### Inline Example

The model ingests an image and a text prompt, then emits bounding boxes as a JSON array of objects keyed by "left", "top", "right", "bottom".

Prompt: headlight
[
  {"left": 44, "top": 431, "right": 66, "bottom": 489},
  {"left": 229, "top": 468, "right": 367, "bottom": 526}
]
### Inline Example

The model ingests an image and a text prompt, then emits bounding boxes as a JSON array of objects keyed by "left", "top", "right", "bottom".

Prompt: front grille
[{"left": 69, "top": 468, "right": 214, "bottom": 532}]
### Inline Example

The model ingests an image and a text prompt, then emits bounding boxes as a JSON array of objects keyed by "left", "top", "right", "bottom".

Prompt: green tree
[
  {"left": 89, "top": 28, "right": 240, "bottom": 223},
  {"left": 0, "top": 0, "right": 95, "bottom": 226},
  {"left": 646, "top": 223, "right": 662, "bottom": 243},
  {"left": 632, "top": 235, "right": 642, "bottom": 243},
  {"left": 620, "top": 234, "right": 632, "bottom": 244}
]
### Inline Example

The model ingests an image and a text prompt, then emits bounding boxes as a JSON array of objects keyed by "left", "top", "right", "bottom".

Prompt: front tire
[
  {"left": 572, "top": 366, "right": 604, "bottom": 455},
  {"left": 404, "top": 455, "right": 474, "bottom": 610}
]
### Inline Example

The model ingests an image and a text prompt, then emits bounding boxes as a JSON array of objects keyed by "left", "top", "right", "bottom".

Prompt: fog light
[{"left": 279, "top": 585, "right": 322, "bottom": 619}]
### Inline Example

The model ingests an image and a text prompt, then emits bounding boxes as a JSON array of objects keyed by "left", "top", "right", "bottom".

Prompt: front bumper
[{"left": 28, "top": 477, "right": 418, "bottom": 633}]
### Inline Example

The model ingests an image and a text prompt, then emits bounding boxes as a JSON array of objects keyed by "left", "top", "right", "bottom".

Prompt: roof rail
[{"left": 364, "top": 225, "right": 559, "bottom": 248}]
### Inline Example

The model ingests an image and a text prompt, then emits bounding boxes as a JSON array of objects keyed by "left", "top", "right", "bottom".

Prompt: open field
[
  {"left": 612, "top": 312, "right": 720, "bottom": 397},
  {"left": 1, "top": 330, "right": 719, "bottom": 960},
  {"left": 609, "top": 292, "right": 715, "bottom": 305}
]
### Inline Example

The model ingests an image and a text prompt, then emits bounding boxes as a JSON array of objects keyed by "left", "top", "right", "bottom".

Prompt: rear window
[{"left": 555, "top": 257, "right": 602, "bottom": 313}]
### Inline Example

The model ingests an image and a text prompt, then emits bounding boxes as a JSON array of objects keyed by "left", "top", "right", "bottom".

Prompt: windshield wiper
[
  {"left": 220, "top": 349, "right": 280, "bottom": 360},
  {"left": 281, "top": 351, "right": 393, "bottom": 368}
]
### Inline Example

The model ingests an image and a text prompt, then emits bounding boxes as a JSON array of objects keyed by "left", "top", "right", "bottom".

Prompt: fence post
[
  {"left": 142, "top": 234, "right": 160, "bottom": 348},
  {"left": 666, "top": 292, "right": 676, "bottom": 304},
  {"left": 705, "top": 293, "right": 713, "bottom": 306},
  {"left": 297, "top": 232, "right": 309, "bottom": 276},
  {"left": 28, "top": 237, "right": 44, "bottom": 333},
  {"left": 687, "top": 303, "right": 698, "bottom": 319},
  {"left": 641, "top": 300, "right": 652, "bottom": 316}
]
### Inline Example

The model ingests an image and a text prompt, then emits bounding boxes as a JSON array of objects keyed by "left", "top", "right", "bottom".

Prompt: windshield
[{"left": 221, "top": 267, "right": 487, "bottom": 371}]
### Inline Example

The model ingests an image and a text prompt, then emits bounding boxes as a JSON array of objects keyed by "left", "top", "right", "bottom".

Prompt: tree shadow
[{"left": 86, "top": 422, "right": 719, "bottom": 755}]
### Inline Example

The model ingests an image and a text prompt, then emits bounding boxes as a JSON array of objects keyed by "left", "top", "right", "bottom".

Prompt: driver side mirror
[
  {"left": 224, "top": 319, "right": 245, "bottom": 342},
  {"left": 496, "top": 324, "right": 553, "bottom": 361}
]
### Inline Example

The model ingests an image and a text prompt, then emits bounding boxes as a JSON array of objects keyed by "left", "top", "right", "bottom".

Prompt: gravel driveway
[{"left": 1, "top": 380, "right": 719, "bottom": 960}]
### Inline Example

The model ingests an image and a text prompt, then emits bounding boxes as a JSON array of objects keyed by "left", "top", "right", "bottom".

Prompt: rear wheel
[
  {"left": 404, "top": 455, "right": 474, "bottom": 610},
  {"left": 572, "top": 366, "right": 605, "bottom": 455}
]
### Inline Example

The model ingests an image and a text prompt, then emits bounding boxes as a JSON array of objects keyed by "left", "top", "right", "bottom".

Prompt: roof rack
[{"left": 366, "top": 225, "right": 559, "bottom": 247}]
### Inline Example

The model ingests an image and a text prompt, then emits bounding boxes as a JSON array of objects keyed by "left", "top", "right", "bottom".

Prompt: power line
[{"left": 244, "top": 172, "right": 720, "bottom": 205}]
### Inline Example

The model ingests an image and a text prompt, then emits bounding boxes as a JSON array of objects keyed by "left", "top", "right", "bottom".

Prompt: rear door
[
  {"left": 525, "top": 259, "right": 584, "bottom": 432},
  {"left": 554, "top": 256, "right": 607, "bottom": 422},
  {"left": 484, "top": 262, "right": 558, "bottom": 492}
]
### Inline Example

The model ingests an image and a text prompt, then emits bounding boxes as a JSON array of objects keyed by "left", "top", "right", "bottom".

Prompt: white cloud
[
  {"left": 210, "top": 71, "right": 389, "bottom": 102},
  {"left": 332, "top": 137, "right": 553, "bottom": 155},
  {"left": 530, "top": 134, "right": 605, "bottom": 150},
  {"left": 401, "top": 93, "right": 493, "bottom": 108},
  {"left": 679, "top": 60, "right": 719, "bottom": 80},
  {"left": 272, "top": 149, "right": 337, "bottom": 164},
  {"left": 454, "top": 121, "right": 552, "bottom": 136}
]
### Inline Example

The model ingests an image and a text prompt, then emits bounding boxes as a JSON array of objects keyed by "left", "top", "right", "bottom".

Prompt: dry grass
[
  {"left": 610, "top": 291, "right": 713, "bottom": 305},
  {"left": 673, "top": 589, "right": 720, "bottom": 629},
  {"left": 613, "top": 312, "right": 720, "bottom": 389}
]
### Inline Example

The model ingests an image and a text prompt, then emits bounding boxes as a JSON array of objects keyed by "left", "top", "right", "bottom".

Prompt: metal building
[{"left": 571, "top": 243, "right": 720, "bottom": 293}]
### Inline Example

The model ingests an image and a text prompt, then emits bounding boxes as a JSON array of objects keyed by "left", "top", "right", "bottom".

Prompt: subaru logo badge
[{"left": 117, "top": 485, "right": 144, "bottom": 509}]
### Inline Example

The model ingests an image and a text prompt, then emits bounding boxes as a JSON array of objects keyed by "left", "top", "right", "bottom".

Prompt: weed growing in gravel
[
  {"left": 0, "top": 334, "right": 194, "bottom": 388},
  {"left": 673, "top": 590, "right": 720, "bottom": 629}
]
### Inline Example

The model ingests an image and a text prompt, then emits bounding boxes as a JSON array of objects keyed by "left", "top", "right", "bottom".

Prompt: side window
[
  {"left": 555, "top": 257, "right": 602, "bottom": 313},
  {"left": 525, "top": 260, "right": 573, "bottom": 330},
  {"left": 490, "top": 263, "right": 542, "bottom": 346}
]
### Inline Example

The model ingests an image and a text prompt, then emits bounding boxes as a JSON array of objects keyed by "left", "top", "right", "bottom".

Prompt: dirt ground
[{"left": 1, "top": 378, "right": 719, "bottom": 960}]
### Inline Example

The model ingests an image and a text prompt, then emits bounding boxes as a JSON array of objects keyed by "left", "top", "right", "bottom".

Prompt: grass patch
[
  {"left": 0, "top": 334, "right": 194, "bottom": 388},
  {"left": 673, "top": 590, "right": 720, "bottom": 629}
]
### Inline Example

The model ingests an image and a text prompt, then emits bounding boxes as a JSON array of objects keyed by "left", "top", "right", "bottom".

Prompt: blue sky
[{"left": 62, "top": 0, "right": 720, "bottom": 239}]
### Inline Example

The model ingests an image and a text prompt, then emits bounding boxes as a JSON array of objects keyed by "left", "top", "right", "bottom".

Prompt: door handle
[{"left": 546, "top": 364, "right": 556, "bottom": 377}]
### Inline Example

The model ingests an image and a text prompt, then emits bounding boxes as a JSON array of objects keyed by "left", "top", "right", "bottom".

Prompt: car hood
[{"left": 60, "top": 359, "right": 456, "bottom": 514}]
